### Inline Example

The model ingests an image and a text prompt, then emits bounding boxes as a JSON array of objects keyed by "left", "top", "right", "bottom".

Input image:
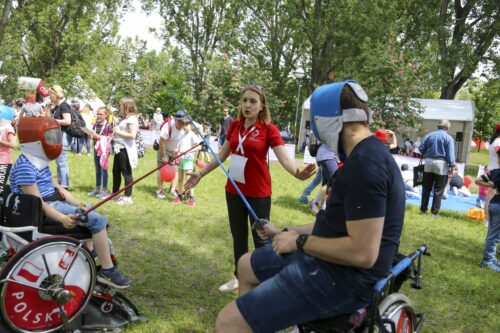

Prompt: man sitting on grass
[
  {"left": 214, "top": 80, "right": 405, "bottom": 333},
  {"left": 9, "top": 117, "right": 132, "bottom": 289}
]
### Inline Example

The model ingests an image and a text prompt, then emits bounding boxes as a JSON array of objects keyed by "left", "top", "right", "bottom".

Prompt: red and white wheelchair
[{"left": 0, "top": 190, "right": 145, "bottom": 332}]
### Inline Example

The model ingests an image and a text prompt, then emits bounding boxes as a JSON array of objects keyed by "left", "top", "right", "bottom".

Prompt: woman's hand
[
  {"left": 255, "top": 223, "right": 280, "bottom": 240},
  {"left": 295, "top": 163, "right": 316, "bottom": 180},
  {"left": 184, "top": 171, "right": 202, "bottom": 191}
]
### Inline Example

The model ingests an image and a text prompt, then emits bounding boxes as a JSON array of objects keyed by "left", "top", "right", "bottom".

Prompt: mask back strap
[{"left": 342, "top": 108, "right": 373, "bottom": 124}]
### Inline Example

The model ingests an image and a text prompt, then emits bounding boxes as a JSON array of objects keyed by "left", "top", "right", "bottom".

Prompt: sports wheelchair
[
  {"left": 298, "top": 244, "right": 429, "bottom": 333},
  {"left": 0, "top": 190, "right": 145, "bottom": 332}
]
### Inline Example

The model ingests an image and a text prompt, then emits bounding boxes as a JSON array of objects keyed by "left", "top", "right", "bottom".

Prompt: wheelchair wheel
[
  {"left": 375, "top": 293, "right": 416, "bottom": 333},
  {"left": 0, "top": 235, "right": 96, "bottom": 333}
]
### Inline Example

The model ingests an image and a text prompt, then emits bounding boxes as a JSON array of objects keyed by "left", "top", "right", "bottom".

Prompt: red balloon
[
  {"left": 160, "top": 164, "right": 175, "bottom": 182},
  {"left": 464, "top": 175, "right": 472, "bottom": 188},
  {"left": 196, "top": 160, "right": 206, "bottom": 169}
]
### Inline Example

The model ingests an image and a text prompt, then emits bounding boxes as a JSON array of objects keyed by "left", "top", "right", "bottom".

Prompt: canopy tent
[{"left": 298, "top": 97, "right": 475, "bottom": 163}]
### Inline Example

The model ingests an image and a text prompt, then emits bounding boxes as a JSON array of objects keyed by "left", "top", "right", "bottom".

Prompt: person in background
[
  {"left": 483, "top": 123, "right": 500, "bottom": 217},
  {"left": 176, "top": 121, "right": 201, "bottom": 206},
  {"left": 0, "top": 105, "right": 16, "bottom": 195},
  {"left": 185, "top": 84, "right": 315, "bottom": 293},
  {"left": 446, "top": 165, "right": 471, "bottom": 197},
  {"left": 112, "top": 97, "right": 139, "bottom": 206},
  {"left": 386, "top": 129, "right": 399, "bottom": 154},
  {"left": 153, "top": 107, "right": 164, "bottom": 131},
  {"left": 298, "top": 167, "right": 322, "bottom": 205},
  {"left": 156, "top": 111, "right": 187, "bottom": 200},
  {"left": 19, "top": 94, "right": 43, "bottom": 117},
  {"left": 477, "top": 165, "right": 489, "bottom": 208},
  {"left": 79, "top": 104, "right": 94, "bottom": 156},
  {"left": 308, "top": 143, "right": 338, "bottom": 215},
  {"left": 88, "top": 106, "right": 113, "bottom": 199},
  {"left": 50, "top": 85, "right": 72, "bottom": 190},
  {"left": 401, "top": 164, "right": 421, "bottom": 199},
  {"left": 418, "top": 119, "right": 455, "bottom": 217},
  {"left": 403, "top": 138, "right": 413, "bottom": 157},
  {"left": 474, "top": 150, "right": 500, "bottom": 273},
  {"left": 199, "top": 123, "right": 212, "bottom": 163},
  {"left": 218, "top": 107, "right": 233, "bottom": 149}
]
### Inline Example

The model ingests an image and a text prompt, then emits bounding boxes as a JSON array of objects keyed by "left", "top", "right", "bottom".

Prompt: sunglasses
[{"left": 244, "top": 84, "right": 263, "bottom": 91}]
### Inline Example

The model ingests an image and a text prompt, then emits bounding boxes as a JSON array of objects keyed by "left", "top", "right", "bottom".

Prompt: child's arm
[{"left": 0, "top": 131, "right": 16, "bottom": 148}]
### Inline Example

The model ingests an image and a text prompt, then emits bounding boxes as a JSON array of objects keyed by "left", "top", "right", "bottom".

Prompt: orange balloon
[
  {"left": 196, "top": 160, "right": 206, "bottom": 169},
  {"left": 160, "top": 164, "right": 175, "bottom": 182}
]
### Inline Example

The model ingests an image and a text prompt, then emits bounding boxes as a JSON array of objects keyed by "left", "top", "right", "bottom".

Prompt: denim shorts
[
  {"left": 46, "top": 201, "right": 108, "bottom": 234},
  {"left": 236, "top": 245, "right": 366, "bottom": 333}
]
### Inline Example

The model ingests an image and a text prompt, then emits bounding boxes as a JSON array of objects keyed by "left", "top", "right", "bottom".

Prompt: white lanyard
[{"left": 236, "top": 126, "right": 255, "bottom": 155}]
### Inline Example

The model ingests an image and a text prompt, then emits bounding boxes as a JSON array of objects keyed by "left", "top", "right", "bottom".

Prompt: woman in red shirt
[{"left": 186, "top": 84, "right": 315, "bottom": 292}]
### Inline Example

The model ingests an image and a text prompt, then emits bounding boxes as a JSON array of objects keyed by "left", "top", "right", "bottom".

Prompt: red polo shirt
[{"left": 225, "top": 119, "right": 284, "bottom": 197}]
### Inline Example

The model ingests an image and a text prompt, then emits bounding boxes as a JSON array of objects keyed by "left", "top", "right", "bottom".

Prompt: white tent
[{"left": 298, "top": 98, "right": 475, "bottom": 163}]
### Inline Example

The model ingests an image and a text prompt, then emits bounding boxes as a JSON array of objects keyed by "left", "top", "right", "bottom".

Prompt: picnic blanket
[{"left": 406, "top": 193, "right": 481, "bottom": 213}]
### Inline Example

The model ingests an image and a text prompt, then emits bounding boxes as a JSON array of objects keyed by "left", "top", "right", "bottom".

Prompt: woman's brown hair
[
  {"left": 237, "top": 85, "right": 271, "bottom": 125},
  {"left": 119, "top": 97, "right": 138, "bottom": 117}
]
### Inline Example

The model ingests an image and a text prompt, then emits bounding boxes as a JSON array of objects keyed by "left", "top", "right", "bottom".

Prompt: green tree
[
  {"left": 468, "top": 78, "right": 500, "bottom": 146},
  {"left": 144, "top": 0, "right": 242, "bottom": 102},
  {"left": 402, "top": 0, "right": 499, "bottom": 99}
]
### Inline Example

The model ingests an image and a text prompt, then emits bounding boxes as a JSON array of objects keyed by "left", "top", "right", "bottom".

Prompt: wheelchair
[
  {"left": 298, "top": 245, "right": 429, "bottom": 333},
  {"left": 0, "top": 190, "right": 145, "bottom": 332}
]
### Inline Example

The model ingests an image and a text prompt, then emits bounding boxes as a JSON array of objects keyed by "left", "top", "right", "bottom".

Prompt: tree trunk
[{"left": 0, "top": 0, "right": 13, "bottom": 47}]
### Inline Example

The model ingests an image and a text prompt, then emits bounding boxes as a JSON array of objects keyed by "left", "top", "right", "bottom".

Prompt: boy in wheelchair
[
  {"left": 215, "top": 81, "right": 406, "bottom": 333},
  {"left": 9, "top": 117, "right": 131, "bottom": 289}
]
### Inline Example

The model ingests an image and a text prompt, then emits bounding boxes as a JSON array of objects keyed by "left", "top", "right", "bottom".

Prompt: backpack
[
  {"left": 66, "top": 107, "right": 86, "bottom": 138},
  {"left": 153, "top": 117, "right": 174, "bottom": 151},
  {"left": 136, "top": 131, "right": 146, "bottom": 158}
]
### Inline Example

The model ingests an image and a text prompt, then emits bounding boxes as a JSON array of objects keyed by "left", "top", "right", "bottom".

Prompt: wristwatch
[{"left": 296, "top": 234, "right": 309, "bottom": 252}]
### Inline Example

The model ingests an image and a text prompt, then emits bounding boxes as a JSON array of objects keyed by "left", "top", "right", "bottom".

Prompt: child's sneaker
[
  {"left": 96, "top": 191, "right": 110, "bottom": 199},
  {"left": 218, "top": 275, "right": 238, "bottom": 292},
  {"left": 188, "top": 197, "right": 195, "bottom": 207},
  {"left": 479, "top": 261, "right": 500, "bottom": 272},
  {"left": 156, "top": 190, "right": 166, "bottom": 200},
  {"left": 87, "top": 189, "right": 99, "bottom": 197},
  {"left": 97, "top": 267, "right": 132, "bottom": 289},
  {"left": 116, "top": 196, "right": 133, "bottom": 206},
  {"left": 298, "top": 195, "right": 308, "bottom": 204},
  {"left": 171, "top": 196, "right": 182, "bottom": 204}
]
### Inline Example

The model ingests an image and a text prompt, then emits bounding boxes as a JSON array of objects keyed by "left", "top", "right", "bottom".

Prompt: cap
[
  {"left": 0, "top": 105, "right": 14, "bottom": 121},
  {"left": 374, "top": 129, "right": 389, "bottom": 143},
  {"left": 496, "top": 122, "right": 500, "bottom": 131},
  {"left": 175, "top": 111, "right": 185, "bottom": 119}
]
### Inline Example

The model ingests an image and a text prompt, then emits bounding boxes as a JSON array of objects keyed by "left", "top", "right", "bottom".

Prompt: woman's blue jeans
[
  {"left": 483, "top": 202, "right": 500, "bottom": 263},
  {"left": 56, "top": 132, "right": 71, "bottom": 188}
]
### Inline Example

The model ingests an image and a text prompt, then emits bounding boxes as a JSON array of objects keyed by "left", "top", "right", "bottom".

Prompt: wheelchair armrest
[{"left": 38, "top": 223, "right": 93, "bottom": 240}]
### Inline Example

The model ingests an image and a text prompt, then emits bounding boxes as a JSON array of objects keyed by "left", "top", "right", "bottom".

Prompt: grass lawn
[{"left": 40, "top": 147, "right": 500, "bottom": 332}]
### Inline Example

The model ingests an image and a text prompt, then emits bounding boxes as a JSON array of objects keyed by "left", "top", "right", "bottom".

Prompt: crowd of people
[{"left": 0, "top": 77, "right": 498, "bottom": 333}]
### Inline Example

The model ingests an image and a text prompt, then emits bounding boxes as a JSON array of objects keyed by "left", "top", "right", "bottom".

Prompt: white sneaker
[
  {"left": 156, "top": 190, "right": 166, "bottom": 200},
  {"left": 116, "top": 196, "right": 133, "bottom": 206},
  {"left": 218, "top": 276, "right": 238, "bottom": 292}
]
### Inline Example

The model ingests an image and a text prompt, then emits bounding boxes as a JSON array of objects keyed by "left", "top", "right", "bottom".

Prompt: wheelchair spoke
[
  {"left": 42, "top": 253, "right": 52, "bottom": 279},
  {"left": 0, "top": 277, "right": 49, "bottom": 292}
]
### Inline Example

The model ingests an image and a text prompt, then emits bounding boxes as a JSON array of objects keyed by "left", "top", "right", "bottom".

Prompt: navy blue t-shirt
[{"left": 312, "top": 135, "right": 405, "bottom": 302}]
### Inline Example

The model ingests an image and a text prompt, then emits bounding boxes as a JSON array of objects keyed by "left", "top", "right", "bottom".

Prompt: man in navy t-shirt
[{"left": 214, "top": 80, "right": 405, "bottom": 333}]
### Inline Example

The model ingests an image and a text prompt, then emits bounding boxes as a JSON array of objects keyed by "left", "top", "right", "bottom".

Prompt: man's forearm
[{"left": 303, "top": 235, "right": 378, "bottom": 269}]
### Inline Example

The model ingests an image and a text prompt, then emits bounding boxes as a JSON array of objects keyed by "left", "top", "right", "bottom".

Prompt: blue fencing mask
[{"left": 310, "top": 80, "right": 372, "bottom": 161}]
